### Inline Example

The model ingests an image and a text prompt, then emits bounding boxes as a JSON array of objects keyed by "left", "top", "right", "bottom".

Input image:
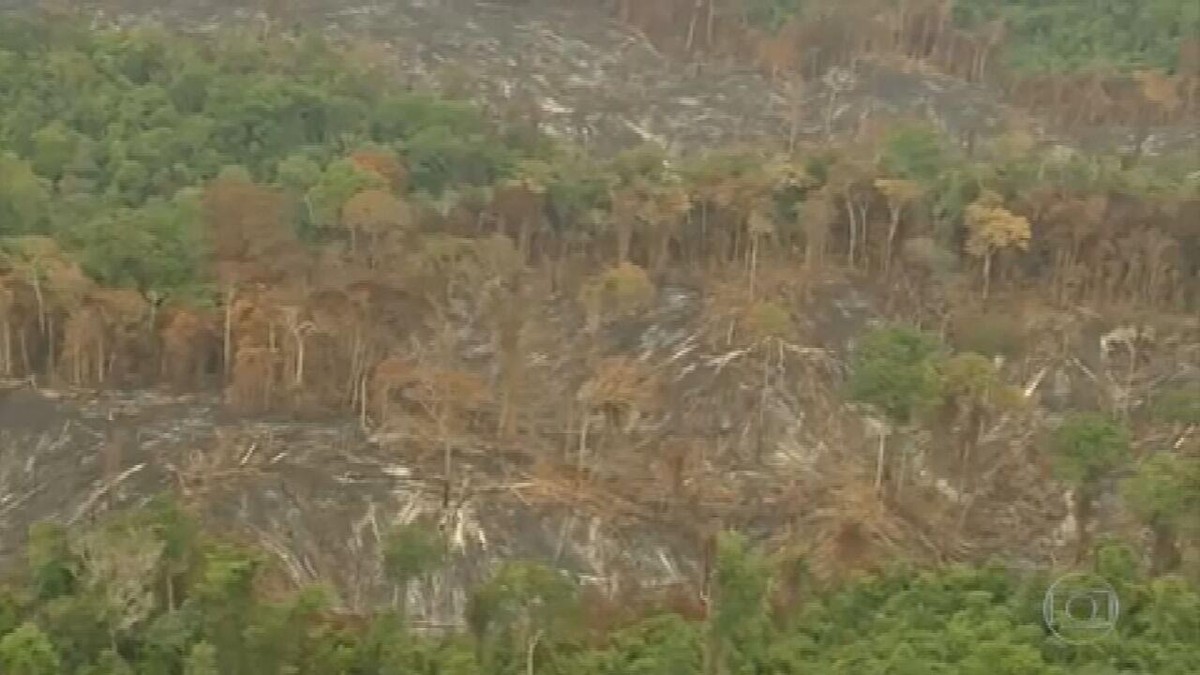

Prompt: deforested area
[{"left": 0, "top": 1, "right": 1197, "bottom": 673}]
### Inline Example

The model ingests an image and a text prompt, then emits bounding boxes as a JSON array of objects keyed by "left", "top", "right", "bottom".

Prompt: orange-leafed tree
[
  {"left": 964, "top": 190, "right": 1031, "bottom": 300},
  {"left": 202, "top": 176, "right": 298, "bottom": 380},
  {"left": 349, "top": 148, "right": 409, "bottom": 194}
]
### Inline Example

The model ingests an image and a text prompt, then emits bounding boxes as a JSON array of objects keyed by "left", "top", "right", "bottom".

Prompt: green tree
[
  {"left": 706, "top": 531, "right": 773, "bottom": 675},
  {"left": 849, "top": 326, "right": 944, "bottom": 425},
  {"left": 940, "top": 352, "right": 1025, "bottom": 491},
  {"left": 849, "top": 326, "right": 944, "bottom": 492},
  {"left": 1048, "top": 413, "right": 1132, "bottom": 561},
  {"left": 468, "top": 562, "right": 579, "bottom": 674},
  {"left": 307, "top": 158, "right": 385, "bottom": 237},
  {"left": 25, "top": 521, "right": 76, "bottom": 600},
  {"left": 1124, "top": 452, "right": 1200, "bottom": 574},
  {"left": 30, "top": 121, "right": 79, "bottom": 182},
  {"left": 0, "top": 154, "right": 50, "bottom": 235},
  {"left": 0, "top": 622, "right": 61, "bottom": 675},
  {"left": 381, "top": 522, "right": 444, "bottom": 619},
  {"left": 183, "top": 642, "right": 220, "bottom": 675}
]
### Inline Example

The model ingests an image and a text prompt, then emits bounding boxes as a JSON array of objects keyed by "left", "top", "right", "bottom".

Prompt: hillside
[{"left": 0, "top": 3, "right": 1197, "bottom": 673}]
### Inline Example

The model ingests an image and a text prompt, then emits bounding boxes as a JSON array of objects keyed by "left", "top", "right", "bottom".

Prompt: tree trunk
[
  {"left": 705, "top": 0, "right": 715, "bottom": 50},
  {"left": 577, "top": 411, "right": 590, "bottom": 480},
  {"left": 0, "top": 318, "right": 9, "bottom": 376},
  {"left": 1149, "top": 522, "right": 1181, "bottom": 575},
  {"left": 825, "top": 91, "right": 838, "bottom": 138},
  {"left": 885, "top": 206, "right": 901, "bottom": 272},
  {"left": 31, "top": 268, "right": 46, "bottom": 337},
  {"left": 874, "top": 431, "right": 887, "bottom": 494},
  {"left": 294, "top": 334, "right": 306, "bottom": 387},
  {"left": 747, "top": 235, "right": 760, "bottom": 299},
  {"left": 223, "top": 286, "right": 235, "bottom": 380},
  {"left": 981, "top": 250, "right": 992, "bottom": 300},
  {"left": 441, "top": 415, "right": 453, "bottom": 509},
  {"left": 616, "top": 221, "right": 632, "bottom": 264},
  {"left": 685, "top": 0, "right": 702, "bottom": 53},
  {"left": 525, "top": 629, "right": 543, "bottom": 675},
  {"left": 844, "top": 193, "right": 858, "bottom": 268}
]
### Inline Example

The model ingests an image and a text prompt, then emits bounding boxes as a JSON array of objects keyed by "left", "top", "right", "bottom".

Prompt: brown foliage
[
  {"left": 341, "top": 189, "right": 413, "bottom": 263},
  {"left": 203, "top": 177, "right": 295, "bottom": 278},
  {"left": 349, "top": 149, "right": 409, "bottom": 193}
]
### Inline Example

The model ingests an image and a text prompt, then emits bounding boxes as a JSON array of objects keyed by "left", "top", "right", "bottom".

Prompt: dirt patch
[{"left": 0, "top": 385, "right": 74, "bottom": 432}]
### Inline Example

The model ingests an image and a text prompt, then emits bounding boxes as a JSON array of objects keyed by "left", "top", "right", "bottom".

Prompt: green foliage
[
  {"left": 849, "top": 325, "right": 945, "bottom": 424},
  {"left": 710, "top": 531, "right": 773, "bottom": 673},
  {"left": 64, "top": 193, "right": 203, "bottom": 292},
  {"left": 1047, "top": 412, "right": 1132, "bottom": 487},
  {"left": 0, "top": 154, "right": 50, "bottom": 235},
  {"left": 25, "top": 522, "right": 76, "bottom": 601},
  {"left": 182, "top": 642, "right": 219, "bottom": 675},
  {"left": 0, "top": 13, "right": 525, "bottom": 289},
  {"left": 881, "top": 125, "right": 948, "bottom": 184},
  {"left": 382, "top": 522, "right": 445, "bottom": 615},
  {"left": 467, "top": 561, "right": 579, "bottom": 641},
  {"left": 953, "top": 0, "right": 1199, "bottom": 73},
  {"left": 1124, "top": 453, "right": 1200, "bottom": 536},
  {"left": 585, "top": 613, "right": 702, "bottom": 675},
  {"left": 1149, "top": 386, "right": 1200, "bottom": 424},
  {"left": 0, "top": 505, "right": 1198, "bottom": 673},
  {"left": 742, "top": 300, "right": 795, "bottom": 340},
  {"left": 0, "top": 622, "right": 60, "bottom": 675},
  {"left": 743, "top": 0, "right": 809, "bottom": 31}
]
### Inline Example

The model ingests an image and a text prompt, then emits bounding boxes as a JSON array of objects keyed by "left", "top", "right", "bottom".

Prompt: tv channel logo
[{"left": 1042, "top": 572, "right": 1120, "bottom": 644}]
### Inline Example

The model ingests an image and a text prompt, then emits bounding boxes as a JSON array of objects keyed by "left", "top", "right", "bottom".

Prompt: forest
[
  {"left": 0, "top": 502, "right": 1197, "bottom": 673},
  {"left": 0, "top": 0, "right": 1198, "bottom": 672}
]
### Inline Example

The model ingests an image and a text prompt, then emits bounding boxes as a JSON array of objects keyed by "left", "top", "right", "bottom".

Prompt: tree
[
  {"left": 201, "top": 176, "right": 297, "bottom": 380},
  {"left": 964, "top": 189, "right": 1031, "bottom": 299},
  {"left": 0, "top": 154, "right": 50, "bottom": 235},
  {"left": 30, "top": 121, "right": 80, "bottom": 182},
  {"left": 849, "top": 325, "right": 944, "bottom": 492},
  {"left": 940, "top": 352, "right": 1025, "bottom": 496},
  {"left": 705, "top": 531, "right": 772, "bottom": 675},
  {"left": 307, "top": 159, "right": 386, "bottom": 238},
  {"left": 406, "top": 364, "right": 489, "bottom": 508},
  {"left": 382, "top": 522, "right": 444, "bottom": 619},
  {"left": 593, "top": 613, "right": 702, "bottom": 675},
  {"left": 849, "top": 326, "right": 943, "bottom": 425},
  {"left": 1123, "top": 453, "right": 1200, "bottom": 574},
  {"left": 578, "top": 262, "right": 656, "bottom": 333},
  {"left": 491, "top": 161, "right": 550, "bottom": 262},
  {"left": 0, "top": 622, "right": 60, "bottom": 675},
  {"left": 182, "top": 642, "right": 219, "bottom": 675},
  {"left": 349, "top": 148, "right": 409, "bottom": 193},
  {"left": 340, "top": 188, "right": 413, "bottom": 264},
  {"left": 873, "top": 178, "right": 924, "bottom": 273},
  {"left": 468, "top": 562, "right": 579, "bottom": 674},
  {"left": 1048, "top": 413, "right": 1132, "bottom": 561},
  {"left": 73, "top": 525, "right": 165, "bottom": 650}
]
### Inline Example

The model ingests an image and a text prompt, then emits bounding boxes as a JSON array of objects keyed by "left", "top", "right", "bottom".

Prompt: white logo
[{"left": 1042, "top": 572, "right": 1120, "bottom": 644}]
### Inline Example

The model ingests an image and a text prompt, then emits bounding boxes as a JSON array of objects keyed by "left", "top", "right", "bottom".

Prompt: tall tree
[
  {"left": 1048, "top": 413, "right": 1132, "bottom": 562},
  {"left": 964, "top": 189, "right": 1031, "bottom": 299}
]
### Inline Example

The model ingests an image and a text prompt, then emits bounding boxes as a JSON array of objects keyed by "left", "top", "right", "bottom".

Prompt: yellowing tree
[
  {"left": 578, "top": 262, "right": 655, "bottom": 333},
  {"left": 964, "top": 190, "right": 1030, "bottom": 299}
]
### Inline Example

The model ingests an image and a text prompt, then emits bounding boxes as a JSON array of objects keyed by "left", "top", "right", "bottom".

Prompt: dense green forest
[
  {"left": 730, "top": 0, "right": 1199, "bottom": 72},
  {"left": 0, "top": 4, "right": 1198, "bottom": 674},
  {"left": 619, "top": 0, "right": 1199, "bottom": 74},
  {"left": 0, "top": 501, "right": 1197, "bottom": 674}
]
